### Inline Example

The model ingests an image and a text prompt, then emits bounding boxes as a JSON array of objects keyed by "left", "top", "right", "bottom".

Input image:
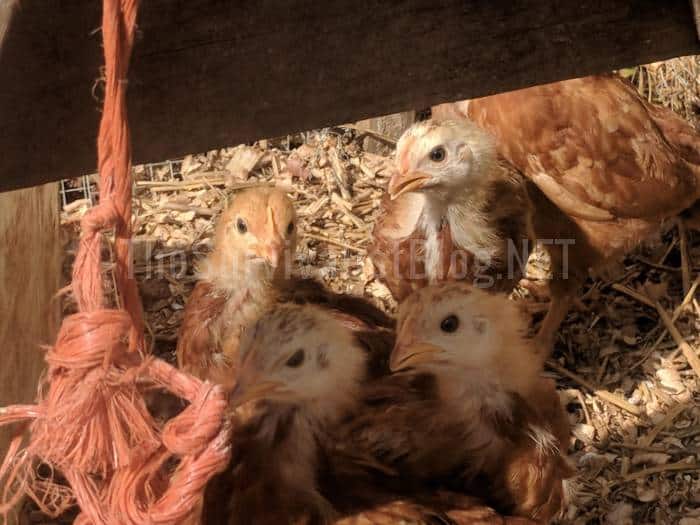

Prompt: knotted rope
[{"left": 0, "top": 0, "right": 231, "bottom": 522}]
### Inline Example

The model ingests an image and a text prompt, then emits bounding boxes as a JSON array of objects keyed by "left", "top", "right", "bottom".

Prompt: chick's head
[
  {"left": 391, "top": 282, "right": 540, "bottom": 397},
  {"left": 214, "top": 187, "right": 297, "bottom": 279},
  {"left": 389, "top": 120, "right": 497, "bottom": 201},
  {"left": 230, "top": 304, "right": 367, "bottom": 420}
]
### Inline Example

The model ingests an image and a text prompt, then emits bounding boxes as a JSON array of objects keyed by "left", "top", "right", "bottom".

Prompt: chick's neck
[
  {"left": 419, "top": 179, "right": 501, "bottom": 282},
  {"left": 437, "top": 365, "right": 513, "bottom": 421},
  {"left": 200, "top": 247, "right": 285, "bottom": 299}
]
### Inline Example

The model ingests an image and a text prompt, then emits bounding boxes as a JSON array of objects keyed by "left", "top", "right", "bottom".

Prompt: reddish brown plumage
[
  {"left": 376, "top": 283, "right": 572, "bottom": 522},
  {"left": 432, "top": 74, "right": 700, "bottom": 346},
  {"left": 175, "top": 280, "right": 232, "bottom": 384},
  {"left": 176, "top": 186, "right": 297, "bottom": 388},
  {"left": 204, "top": 283, "right": 571, "bottom": 524},
  {"left": 370, "top": 121, "right": 534, "bottom": 303}
]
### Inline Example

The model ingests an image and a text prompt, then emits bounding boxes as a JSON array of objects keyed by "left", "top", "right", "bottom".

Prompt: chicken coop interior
[{"left": 3, "top": 1, "right": 700, "bottom": 524}]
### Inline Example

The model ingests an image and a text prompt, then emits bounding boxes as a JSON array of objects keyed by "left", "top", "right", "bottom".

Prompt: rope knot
[
  {"left": 30, "top": 310, "right": 160, "bottom": 476},
  {"left": 80, "top": 200, "right": 123, "bottom": 237},
  {"left": 162, "top": 382, "right": 229, "bottom": 456}
]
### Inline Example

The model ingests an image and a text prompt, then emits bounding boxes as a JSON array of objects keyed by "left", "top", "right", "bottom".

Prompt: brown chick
[
  {"left": 432, "top": 74, "right": 700, "bottom": 349},
  {"left": 375, "top": 282, "right": 572, "bottom": 522},
  {"left": 202, "top": 304, "right": 535, "bottom": 525},
  {"left": 176, "top": 186, "right": 297, "bottom": 387},
  {"left": 370, "top": 120, "right": 534, "bottom": 302}
]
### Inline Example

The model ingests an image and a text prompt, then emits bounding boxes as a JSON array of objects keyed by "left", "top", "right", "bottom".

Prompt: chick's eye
[
  {"left": 440, "top": 314, "right": 459, "bottom": 333},
  {"left": 286, "top": 349, "right": 305, "bottom": 368},
  {"left": 429, "top": 146, "right": 446, "bottom": 162},
  {"left": 236, "top": 218, "right": 247, "bottom": 234},
  {"left": 287, "top": 221, "right": 295, "bottom": 235}
]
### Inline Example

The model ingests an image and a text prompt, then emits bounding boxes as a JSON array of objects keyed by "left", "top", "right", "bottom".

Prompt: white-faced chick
[
  {"left": 203, "top": 304, "right": 367, "bottom": 525},
  {"left": 371, "top": 120, "right": 533, "bottom": 301},
  {"left": 389, "top": 282, "right": 571, "bottom": 522},
  {"left": 176, "top": 186, "right": 297, "bottom": 387},
  {"left": 391, "top": 280, "right": 544, "bottom": 404}
]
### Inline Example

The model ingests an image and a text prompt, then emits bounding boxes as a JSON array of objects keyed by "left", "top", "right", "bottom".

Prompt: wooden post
[
  {"left": 0, "top": 184, "right": 61, "bottom": 459},
  {"left": 355, "top": 111, "right": 416, "bottom": 155}
]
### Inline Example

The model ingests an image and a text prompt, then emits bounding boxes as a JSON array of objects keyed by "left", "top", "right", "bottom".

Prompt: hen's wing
[
  {"left": 370, "top": 191, "right": 430, "bottom": 301},
  {"left": 176, "top": 281, "right": 228, "bottom": 379},
  {"left": 441, "top": 75, "right": 700, "bottom": 221}
]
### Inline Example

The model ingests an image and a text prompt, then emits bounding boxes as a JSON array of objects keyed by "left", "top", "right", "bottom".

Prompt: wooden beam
[
  {"left": 1, "top": 0, "right": 699, "bottom": 192},
  {"left": 0, "top": 184, "right": 60, "bottom": 459}
]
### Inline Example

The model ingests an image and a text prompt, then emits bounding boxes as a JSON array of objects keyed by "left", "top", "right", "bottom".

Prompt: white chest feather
[{"left": 419, "top": 193, "right": 500, "bottom": 283}]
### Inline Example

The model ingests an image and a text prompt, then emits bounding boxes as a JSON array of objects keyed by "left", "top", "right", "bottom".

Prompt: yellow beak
[
  {"left": 229, "top": 380, "right": 284, "bottom": 408},
  {"left": 387, "top": 171, "right": 432, "bottom": 200},
  {"left": 389, "top": 342, "right": 445, "bottom": 372}
]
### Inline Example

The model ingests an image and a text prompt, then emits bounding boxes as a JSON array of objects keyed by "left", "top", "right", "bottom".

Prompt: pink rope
[{"left": 0, "top": 0, "right": 232, "bottom": 522}]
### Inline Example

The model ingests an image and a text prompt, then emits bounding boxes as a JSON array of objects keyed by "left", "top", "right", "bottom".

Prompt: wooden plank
[
  {"left": 0, "top": 183, "right": 60, "bottom": 460},
  {"left": 1, "top": 0, "right": 699, "bottom": 192}
]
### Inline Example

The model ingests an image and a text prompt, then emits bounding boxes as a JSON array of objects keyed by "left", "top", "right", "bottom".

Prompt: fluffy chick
[
  {"left": 203, "top": 304, "right": 534, "bottom": 525},
  {"left": 432, "top": 74, "right": 700, "bottom": 349},
  {"left": 384, "top": 282, "right": 572, "bottom": 522},
  {"left": 370, "top": 120, "right": 533, "bottom": 301},
  {"left": 176, "top": 186, "right": 297, "bottom": 387},
  {"left": 202, "top": 304, "right": 370, "bottom": 524}
]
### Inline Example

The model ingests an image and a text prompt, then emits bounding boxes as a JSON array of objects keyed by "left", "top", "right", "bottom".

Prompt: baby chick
[
  {"left": 176, "top": 186, "right": 297, "bottom": 387},
  {"left": 370, "top": 120, "right": 533, "bottom": 302},
  {"left": 203, "top": 304, "right": 534, "bottom": 525},
  {"left": 432, "top": 74, "right": 700, "bottom": 349},
  {"left": 385, "top": 282, "right": 571, "bottom": 522}
]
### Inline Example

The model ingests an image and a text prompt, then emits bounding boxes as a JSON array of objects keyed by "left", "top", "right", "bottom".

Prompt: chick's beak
[
  {"left": 229, "top": 379, "right": 285, "bottom": 408},
  {"left": 263, "top": 239, "right": 284, "bottom": 269},
  {"left": 389, "top": 341, "right": 445, "bottom": 372},
  {"left": 387, "top": 171, "right": 432, "bottom": 200}
]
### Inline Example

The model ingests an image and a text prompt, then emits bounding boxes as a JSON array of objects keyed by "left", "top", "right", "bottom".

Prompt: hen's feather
[{"left": 436, "top": 75, "right": 700, "bottom": 221}]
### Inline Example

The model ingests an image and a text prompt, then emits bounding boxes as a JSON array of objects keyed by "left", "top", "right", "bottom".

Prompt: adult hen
[
  {"left": 432, "top": 74, "right": 700, "bottom": 348},
  {"left": 370, "top": 120, "right": 533, "bottom": 302},
  {"left": 202, "top": 304, "right": 536, "bottom": 525}
]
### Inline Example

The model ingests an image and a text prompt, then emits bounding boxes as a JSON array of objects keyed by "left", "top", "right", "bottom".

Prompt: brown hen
[
  {"left": 432, "top": 74, "right": 700, "bottom": 348},
  {"left": 370, "top": 120, "right": 534, "bottom": 302}
]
